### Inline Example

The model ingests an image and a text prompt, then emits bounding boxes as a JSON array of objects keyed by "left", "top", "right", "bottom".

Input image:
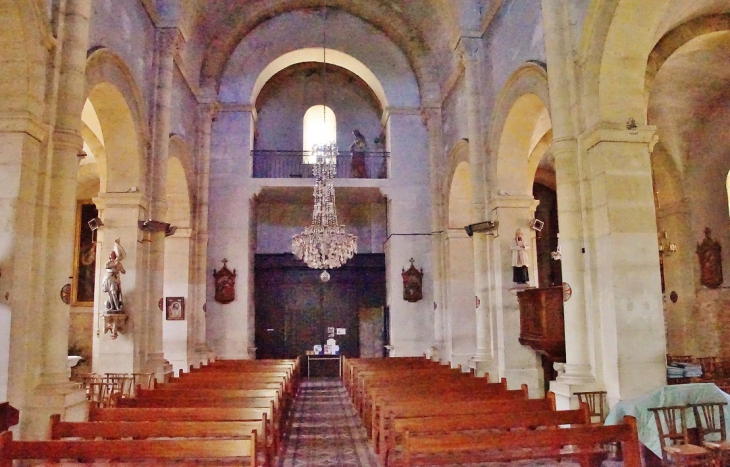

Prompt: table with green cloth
[{"left": 604, "top": 383, "right": 730, "bottom": 458}]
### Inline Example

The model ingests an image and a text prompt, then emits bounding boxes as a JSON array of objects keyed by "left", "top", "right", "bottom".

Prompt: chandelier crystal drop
[{"left": 292, "top": 142, "right": 357, "bottom": 270}]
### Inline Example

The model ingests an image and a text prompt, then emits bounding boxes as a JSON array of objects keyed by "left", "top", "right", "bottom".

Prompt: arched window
[{"left": 303, "top": 105, "right": 336, "bottom": 164}]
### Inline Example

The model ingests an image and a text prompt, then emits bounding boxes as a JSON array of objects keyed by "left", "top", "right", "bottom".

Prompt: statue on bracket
[
  {"left": 350, "top": 129, "right": 368, "bottom": 178},
  {"left": 697, "top": 227, "right": 722, "bottom": 289},
  {"left": 213, "top": 258, "right": 237, "bottom": 304},
  {"left": 511, "top": 229, "right": 530, "bottom": 284},
  {"left": 102, "top": 238, "right": 126, "bottom": 313},
  {"left": 402, "top": 258, "right": 423, "bottom": 303}
]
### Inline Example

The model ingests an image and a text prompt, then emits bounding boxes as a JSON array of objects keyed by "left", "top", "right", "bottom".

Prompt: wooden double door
[{"left": 254, "top": 254, "right": 385, "bottom": 359}]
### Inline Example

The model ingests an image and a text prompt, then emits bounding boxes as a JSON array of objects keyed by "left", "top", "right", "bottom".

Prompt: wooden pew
[
  {"left": 383, "top": 406, "right": 590, "bottom": 466},
  {"left": 0, "top": 429, "right": 257, "bottom": 466},
  {"left": 375, "top": 395, "right": 556, "bottom": 455},
  {"left": 51, "top": 414, "right": 271, "bottom": 467},
  {"left": 400, "top": 415, "right": 642, "bottom": 467}
]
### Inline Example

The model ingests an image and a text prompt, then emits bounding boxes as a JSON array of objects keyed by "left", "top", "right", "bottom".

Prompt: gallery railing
[{"left": 251, "top": 150, "right": 389, "bottom": 179}]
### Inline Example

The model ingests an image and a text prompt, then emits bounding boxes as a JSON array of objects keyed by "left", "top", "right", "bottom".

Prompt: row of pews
[
  {"left": 0, "top": 358, "right": 298, "bottom": 466},
  {"left": 343, "top": 356, "right": 643, "bottom": 467}
]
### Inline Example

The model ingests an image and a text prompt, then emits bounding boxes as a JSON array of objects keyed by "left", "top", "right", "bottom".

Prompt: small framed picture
[{"left": 166, "top": 297, "right": 185, "bottom": 320}]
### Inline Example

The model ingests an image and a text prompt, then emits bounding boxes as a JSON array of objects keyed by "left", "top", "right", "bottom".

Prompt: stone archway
[{"left": 84, "top": 48, "right": 150, "bottom": 375}]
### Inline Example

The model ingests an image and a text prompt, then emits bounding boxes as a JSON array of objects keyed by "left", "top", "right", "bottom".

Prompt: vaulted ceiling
[{"left": 179, "top": 0, "right": 464, "bottom": 90}]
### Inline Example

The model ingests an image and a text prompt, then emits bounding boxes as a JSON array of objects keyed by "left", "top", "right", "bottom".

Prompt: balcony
[{"left": 251, "top": 150, "right": 389, "bottom": 179}]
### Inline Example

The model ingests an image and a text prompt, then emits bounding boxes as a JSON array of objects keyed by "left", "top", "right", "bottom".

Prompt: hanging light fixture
[{"left": 291, "top": 0, "right": 357, "bottom": 275}]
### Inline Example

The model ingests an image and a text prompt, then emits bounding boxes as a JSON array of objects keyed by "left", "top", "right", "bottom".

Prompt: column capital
[
  {"left": 156, "top": 26, "right": 184, "bottom": 56},
  {"left": 420, "top": 105, "right": 442, "bottom": 129},
  {"left": 457, "top": 36, "right": 481, "bottom": 64},
  {"left": 578, "top": 121, "right": 658, "bottom": 152},
  {"left": 0, "top": 110, "right": 47, "bottom": 142},
  {"left": 198, "top": 101, "right": 221, "bottom": 121},
  {"left": 93, "top": 191, "right": 150, "bottom": 211},
  {"left": 53, "top": 127, "right": 84, "bottom": 153},
  {"left": 489, "top": 195, "right": 539, "bottom": 210}
]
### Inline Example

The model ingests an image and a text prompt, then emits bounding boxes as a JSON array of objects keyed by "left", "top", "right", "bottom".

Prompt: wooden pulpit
[{"left": 516, "top": 286, "right": 566, "bottom": 362}]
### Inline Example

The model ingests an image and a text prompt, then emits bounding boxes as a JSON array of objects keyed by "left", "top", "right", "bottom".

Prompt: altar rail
[{"left": 251, "top": 150, "right": 389, "bottom": 179}]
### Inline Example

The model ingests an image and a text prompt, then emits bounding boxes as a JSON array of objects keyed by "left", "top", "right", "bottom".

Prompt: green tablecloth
[{"left": 604, "top": 383, "right": 730, "bottom": 457}]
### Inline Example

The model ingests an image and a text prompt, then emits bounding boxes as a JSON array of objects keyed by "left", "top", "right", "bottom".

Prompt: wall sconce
[
  {"left": 658, "top": 230, "right": 677, "bottom": 256},
  {"left": 138, "top": 219, "right": 170, "bottom": 233}
]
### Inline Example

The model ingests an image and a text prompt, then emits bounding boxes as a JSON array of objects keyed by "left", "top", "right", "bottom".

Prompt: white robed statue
[{"left": 102, "top": 238, "right": 126, "bottom": 312}]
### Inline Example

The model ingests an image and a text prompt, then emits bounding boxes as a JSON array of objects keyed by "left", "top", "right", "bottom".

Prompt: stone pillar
[
  {"left": 490, "top": 196, "right": 543, "bottom": 395},
  {"left": 422, "top": 105, "right": 446, "bottom": 361},
  {"left": 581, "top": 125, "right": 666, "bottom": 401},
  {"left": 382, "top": 109, "right": 433, "bottom": 357},
  {"left": 206, "top": 109, "right": 255, "bottom": 359},
  {"left": 146, "top": 27, "right": 181, "bottom": 380},
  {"left": 92, "top": 193, "right": 150, "bottom": 374},
  {"left": 445, "top": 229, "right": 476, "bottom": 368},
  {"left": 24, "top": 0, "right": 91, "bottom": 438},
  {"left": 190, "top": 101, "right": 219, "bottom": 365},
  {"left": 458, "top": 37, "right": 493, "bottom": 377}
]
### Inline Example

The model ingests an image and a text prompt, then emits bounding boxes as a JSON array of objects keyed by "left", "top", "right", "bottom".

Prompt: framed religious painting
[
  {"left": 166, "top": 297, "right": 185, "bottom": 320},
  {"left": 71, "top": 202, "right": 98, "bottom": 306}
]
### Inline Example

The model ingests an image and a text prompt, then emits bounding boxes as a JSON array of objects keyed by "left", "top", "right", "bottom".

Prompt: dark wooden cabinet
[{"left": 516, "top": 286, "right": 565, "bottom": 362}]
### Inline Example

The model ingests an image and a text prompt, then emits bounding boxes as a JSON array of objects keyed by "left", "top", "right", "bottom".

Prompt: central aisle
[{"left": 276, "top": 378, "right": 379, "bottom": 467}]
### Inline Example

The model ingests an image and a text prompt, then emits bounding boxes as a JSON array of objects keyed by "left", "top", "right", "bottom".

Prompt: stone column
[
  {"left": 422, "top": 105, "right": 446, "bottom": 361},
  {"left": 540, "top": 0, "right": 595, "bottom": 404},
  {"left": 190, "top": 101, "right": 218, "bottom": 365},
  {"left": 146, "top": 27, "right": 181, "bottom": 380},
  {"left": 24, "top": 0, "right": 91, "bottom": 438},
  {"left": 458, "top": 37, "right": 493, "bottom": 377},
  {"left": 490, "top": 196, "right": 543, "bottom": 395}
]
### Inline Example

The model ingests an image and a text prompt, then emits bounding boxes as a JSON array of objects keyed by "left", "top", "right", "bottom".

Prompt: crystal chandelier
[{"left": 292, "top": 142, "right": 357, "bottom": 270}]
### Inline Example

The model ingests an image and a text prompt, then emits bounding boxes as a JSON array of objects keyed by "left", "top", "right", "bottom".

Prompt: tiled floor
[{"left": 275, "top": 378, "right": 379, "bottom": 467}]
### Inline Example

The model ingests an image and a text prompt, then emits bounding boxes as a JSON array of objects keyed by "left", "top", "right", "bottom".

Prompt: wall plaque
[
  {"left": 213, "top": 258, "right": 237, "bottom": 304},
  {"left": 697, "top": 227, "right": 722, "bottom": 289},
  {"left": 401, "top": 258, "right": 423, "bottom": 303}
]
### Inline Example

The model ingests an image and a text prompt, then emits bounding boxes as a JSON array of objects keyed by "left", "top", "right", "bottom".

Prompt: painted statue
[
  {"left": 350, "top": 129, "right": 368, "bottom": 178},
  {"left": 511, "top": 229, "right": 530, "bottom": 284},
  {"left": 102, "top": 238, "right": 126, "bottom": 312}
]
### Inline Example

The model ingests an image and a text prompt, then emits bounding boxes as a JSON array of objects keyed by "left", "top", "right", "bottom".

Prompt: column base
[
  {"left": 23, "top": 380, "right": 87, "bottom": 439},
  {"left": 429, "top": 343, "right": 443, "bottom": 362},
  {"left": 468, "top": 354, "right": 495, "bottom": 379},
  {"left": 550, "top": 364, "right": 599, "bottom": 410},
  {"left": 146, "top": 352, "right": 174, "bottom": 382}
]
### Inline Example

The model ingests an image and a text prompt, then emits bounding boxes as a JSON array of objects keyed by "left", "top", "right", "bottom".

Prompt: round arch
[
  {"left": 448, "top": 162, "right": 473, "bottom": 230},
  {"left": 251, "top": 48, "right": 390, "bottom": 109},
  {"left": 0, "top": 0, "right": 48, "bottom": 126},
  {"left": 488, "top": 63, "right": 552, "bottom": 197},
  {"left": 444, "top": 139, "right": 470, "bottom": 229},
  {"left": 198, "top": 1, "right": 436, "bottom": 102},
  {"left": 85, "top": 48, "right": 149, "bottom": 194}
]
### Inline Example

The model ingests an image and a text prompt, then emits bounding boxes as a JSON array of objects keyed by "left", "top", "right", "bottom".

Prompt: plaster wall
[
  {"left": 256, "top": 202, "right": 385, "bottom": 255},
  {"left": 89, "top": 1, "right": 156, "bottom": 108},
  {"left": 445, "top": 230, "right": 476, "bottom": 369},
  {"left": 442, "top": 77, "right": 469, "bottom": 157},
  {"left": 255, "top": 65, "right": 382, "bottom": 152},
  {"left": 0, "top": 306, "right": 9, "bottom": 401},
  {"left": 219, "top": 9, "right": 419, "bottom": 107}
]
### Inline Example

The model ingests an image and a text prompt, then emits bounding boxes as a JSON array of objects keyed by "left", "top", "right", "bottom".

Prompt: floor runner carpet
[{"left": 275, "top": 378, "right": 379, "bottom": 467}]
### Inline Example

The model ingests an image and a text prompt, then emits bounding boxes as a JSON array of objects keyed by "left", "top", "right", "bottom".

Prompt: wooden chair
[
  {"left": 649, "top": 405, "right": 712, "bottom": 466},
  {"left": 85, "top": 380, "right": 116, "bottom": 408},
  {"left": 575, "top": 390, "right": 609, "bottom": 424},
  {"left": 104, "top": 373, "right": 134, "bottom": 398},
  {"left": 691, "top": 402, "right": 730, "bottom": 467}
]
